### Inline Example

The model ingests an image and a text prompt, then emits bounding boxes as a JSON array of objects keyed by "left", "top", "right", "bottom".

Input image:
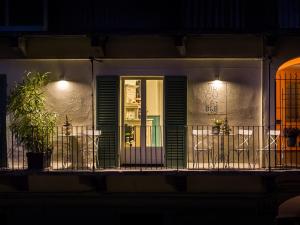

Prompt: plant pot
[
  {"left": 26, "top": 150, "right": 52, "bottom": 170},
  {"left": 212, "top": 126, "right": 220, "bottom": 135},
  {"left": 287, "top": 136, "right": 297, "bottom": 147}
]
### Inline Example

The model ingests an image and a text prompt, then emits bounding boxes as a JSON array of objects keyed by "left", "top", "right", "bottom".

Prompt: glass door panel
[
  {"left": 124, "top": 80, "right": 141, "bottom": 147},
  {"left": 146, "top": 80, "right": 163, "bottom": 147},
  {"left": 121, "top": 78, "right": 164, "bottom": 165}
]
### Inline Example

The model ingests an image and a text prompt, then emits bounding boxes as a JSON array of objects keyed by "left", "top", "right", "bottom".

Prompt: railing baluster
[{"left": 5, "top": 124, "right": 300, "bottom": 172}]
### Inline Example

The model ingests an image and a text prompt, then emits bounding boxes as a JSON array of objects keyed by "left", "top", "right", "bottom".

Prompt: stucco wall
[
  {"left": 188, "top": 63, "right": 262, "bottom": 126},
  {"left": 96, "top": 59, "right": 262, "bottom": 126},
  {"left": 0, "top": 59, "right": 262, "bottom": 127},
  {"left": 1, "top": 60, "right": 92, "bottom": 126}
]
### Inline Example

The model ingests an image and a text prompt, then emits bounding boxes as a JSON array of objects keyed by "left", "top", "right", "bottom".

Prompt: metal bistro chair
[
  {"left": 233, "top": 129, "right": 253, "bottom": 168},
  {"left": 83, "top": 129, "right": 101, "bottom": 169},
  {"left": 256, "top": 130, "right": 281, "bottom": 167},
  {"left": 192, "top": 129, "right": 214, "bottom": 168}
]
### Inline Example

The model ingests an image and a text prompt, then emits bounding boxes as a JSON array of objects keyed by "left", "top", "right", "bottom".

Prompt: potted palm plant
[{"left": 7, "top": 71, "right": 56, "bottom": 170}]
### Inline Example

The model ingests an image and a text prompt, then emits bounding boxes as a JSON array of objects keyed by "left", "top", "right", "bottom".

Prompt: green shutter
[
  {"left": 96, "top": 76, "right": 119, "bottom": 168},
  {"left": 165, "top": 76, "right": 187, "bottom": 168},
  {"left": 0, "top": 75, "right": 7, "bottom": 168}
]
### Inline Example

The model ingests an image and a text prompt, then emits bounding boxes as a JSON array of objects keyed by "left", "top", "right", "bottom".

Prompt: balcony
[{"left": 4, "top": 125, "right": 300, "bottom": 172}]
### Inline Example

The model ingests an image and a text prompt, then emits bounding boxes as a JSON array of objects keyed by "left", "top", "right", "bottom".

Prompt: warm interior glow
[
  {"left": 57, "top": 80, "right": 69, "bottom": 90},
  {"left": 278, "top": 57, "right": 300, "bottom": 71},
  {"left": 276, "top": 57, "right": 300, "bottom": 153},
  {"left": 123, "top": 78, "right": 163, "bottom": 148},
  {"left": 212, "top": 79, "right": 222, "bottom": 88}
]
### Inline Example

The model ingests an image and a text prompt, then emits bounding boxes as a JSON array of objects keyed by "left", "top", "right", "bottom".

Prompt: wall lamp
[
  {"left": 212, "top": 74, "right": 222, "bottom": 88},
  {"left": 57, "top": 74, "right": 69, "bottom": 90}
]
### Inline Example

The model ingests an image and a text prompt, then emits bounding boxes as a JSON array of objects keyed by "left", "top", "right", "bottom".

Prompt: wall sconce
[
  {"left": 212, "top": 74, "right": 222, "bottom": 88},
  {"left": 57, "top": 74, "right": 69, "bottom": 90},
  {"left": 214, "top": 74, "right": 220, "bottom": 81}
]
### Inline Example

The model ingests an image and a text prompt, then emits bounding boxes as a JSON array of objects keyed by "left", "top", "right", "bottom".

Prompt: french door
[{"left": 121, "top": 77, "right": 164, "bottom": 165}]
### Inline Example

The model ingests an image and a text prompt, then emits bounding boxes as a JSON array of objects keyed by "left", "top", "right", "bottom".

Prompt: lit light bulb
[
  {"left": 212, "top": 79, "right": 222, "bottom": 88},
  {"left": 57, "top": 80, "right": 69, "bottom": 90}
]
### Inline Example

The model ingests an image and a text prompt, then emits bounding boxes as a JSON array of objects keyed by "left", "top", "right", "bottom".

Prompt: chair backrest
[
  {"left": 192, "top": 129, "right": 212, "bottom": 150},
  {"left": 236, "top": 129, "right": 253, "bottom": 148},
  {"left": 192, "top": 129, "right": 212, "bottom": 136},
  {"left": 83, "top": 129, "right": 102, "bottom": 136},
  {"left": 266, "top": 130, "right": 280, "bottom": 147},
  {"left": 268, "top": 130, "right": 280, "bottom": 136},
  {"left": 237, "top": 129, "right": 253, "bottom": 136}
]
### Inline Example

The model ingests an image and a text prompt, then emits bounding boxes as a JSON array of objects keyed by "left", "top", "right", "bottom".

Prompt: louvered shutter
[
  {"left": 164, "top": 76, "right": 187, "bottom": 168},
  {"left": 0, "top": 75, "right": 7, "bottom": 168},
  {"left": 96, "top": 76, "right": 119, "bottom": 168}
]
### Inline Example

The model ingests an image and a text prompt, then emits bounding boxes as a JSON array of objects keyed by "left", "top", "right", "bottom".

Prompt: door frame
[{"left": 120, "top": 76, "right": 164, "bottom": 165}]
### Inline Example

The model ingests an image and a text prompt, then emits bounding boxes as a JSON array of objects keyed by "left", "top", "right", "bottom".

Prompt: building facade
[{"left": 1, "top": 0, "right": 300, "bottom": 224}]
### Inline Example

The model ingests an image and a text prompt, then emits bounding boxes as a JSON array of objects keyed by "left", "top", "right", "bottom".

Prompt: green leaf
[{"left": 7, "top": 71, "right": 57, "bottom": 152}]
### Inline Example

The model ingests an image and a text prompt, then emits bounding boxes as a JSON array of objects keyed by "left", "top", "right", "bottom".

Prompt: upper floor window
[{"left": 0, "top": 0, "right": 47, "bottom": 32}]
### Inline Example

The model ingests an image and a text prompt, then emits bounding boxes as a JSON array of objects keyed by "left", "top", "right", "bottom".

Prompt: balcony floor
[{"left": 6, "top": 162, "right": 280, "bottom": 172}]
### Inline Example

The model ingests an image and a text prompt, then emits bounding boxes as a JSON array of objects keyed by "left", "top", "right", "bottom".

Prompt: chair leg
[
  {"left": 207, "top": 150, "right": 211, "bottom": 168},
  {"left": 211, "top": 150, "right": 216, "bottom": 168},
  {"left": 265, "top": 151, "right": 269, "bottom": 168},
  {"left": 193, "top": 151, "right": 198, "bottom": 169},
  {"left": 209, "top": 150, "right": 215, "bottom": 168},
  {"left": 247, "top": 150, "right": 251, "bottom": 169},
  {"left": 254, "top": 151, "right": 258, "bottom": 168}
]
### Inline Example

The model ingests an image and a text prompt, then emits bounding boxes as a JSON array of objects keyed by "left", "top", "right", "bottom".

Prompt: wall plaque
[{"left": 201, "top": 82, "right": 226, "bottom": 115}]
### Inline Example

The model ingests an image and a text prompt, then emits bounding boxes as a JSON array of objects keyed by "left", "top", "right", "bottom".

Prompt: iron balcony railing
[{"left": 5, "top": 125, "right": 300, "bottom": 171}]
